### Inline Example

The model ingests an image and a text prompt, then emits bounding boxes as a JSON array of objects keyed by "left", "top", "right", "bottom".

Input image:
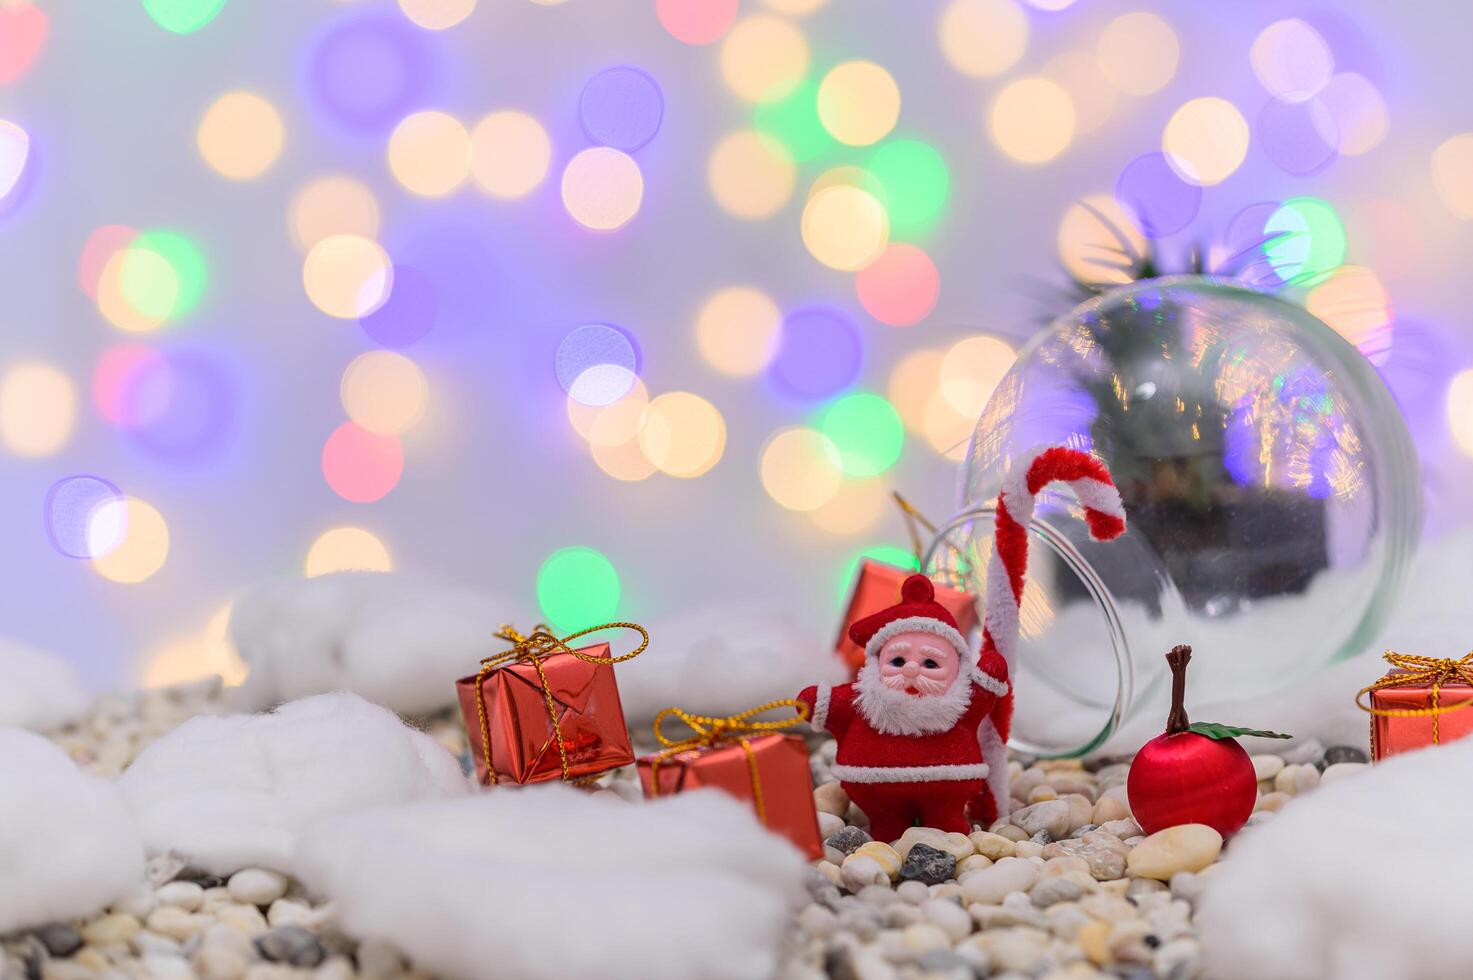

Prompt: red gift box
[
  {"left": 1359, "top": 651, "right": 1473, "bottom": 761},
  {"left": 456, "top": 625, "right": 645, "bottom": 786},
  {"left": 636, "top": 705, "right": 823, "bottom": 859},
  {"left": 836, "top": 560, "right": 978, "bottom": 675}
]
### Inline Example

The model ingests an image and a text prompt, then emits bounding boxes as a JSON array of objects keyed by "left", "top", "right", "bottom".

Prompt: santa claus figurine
[
  {"left": 798, "top": 574, "right": 1007, "bottom": 839},
  {"left": 799, "top": 446, "right": 1126, "bottom": 841}
]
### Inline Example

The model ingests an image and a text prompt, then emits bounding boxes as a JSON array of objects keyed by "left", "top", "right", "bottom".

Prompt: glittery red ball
[{"left": 1126, "top": 731, "right": 1258, "bottom": 837}]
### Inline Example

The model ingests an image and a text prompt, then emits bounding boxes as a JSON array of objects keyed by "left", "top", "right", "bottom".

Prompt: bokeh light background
[{"left": 3, "top": 0, "right": 1473, "bottom": 688}]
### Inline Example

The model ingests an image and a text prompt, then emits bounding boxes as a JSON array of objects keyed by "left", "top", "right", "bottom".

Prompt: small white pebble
[
  {"left": 142, "top": 954, "right": 196, "bottom": 980},
  {"left": 857, "top": 883, "right": 898, "bottom": 906},
  {"left": 228, "top": 868, "right": 289, "bottom": 907},
  {"left": 920, "top": 898, "right": 972, "bottom": 942},
  {"left": 216, "top": 903, "right": 269, "bottom": 937},
  {"left": 813, "top": 782, "right": 849, "bottom": 816},
  {"left": 797, "top": 904, "right": 837, "bottom": 939},
  {"left": 146, "top": 906, "right": 212, "bottom": 942},
  {"left": 1321, "top": 762, "right": 1368, "bottom": 784},
  {"left": 895, "top": 880, "right": 930, "bottom": 905},
  {"left": 314, "top": 957, "right": 356, "bottom": 980},
  {"left": 841, "top": 855, "right": 889, "bottom": 892},
  {"left": 1250, "top": 754, "right": 1285, "bottom": 781},
  {"left": 155, "top": 881, "right": 205, "bottom": 911},
  {"left": 81, "top": 913, "right": 141, "bottom": 946},
  {"left": 266, "top": 897, "right": 326, "bottom": 929},
  {"left": 900, "top": 922, "right": 951, "bottom": 955}
]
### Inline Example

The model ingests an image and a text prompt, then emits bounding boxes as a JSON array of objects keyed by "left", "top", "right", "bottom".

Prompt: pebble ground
[{"left": 1, "top": 683, "right": 1365, "bottom": 979}]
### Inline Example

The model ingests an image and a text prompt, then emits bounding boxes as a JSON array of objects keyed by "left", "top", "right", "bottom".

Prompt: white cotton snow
[
  {"left": 0, "top": 728, "right": 144, "bottom": 932},
  {"left": 229, "top": 572, "right": 523, "bottom": 715},
  {"left": 296, "top": 784, "right": 809, "bottom": 980},
  {"left": 1019, "top": 526, "right": 1473, "bottom": 754},
  {"left": 618, "top": 601, "right": 849, "bottom": 731},
  {"left": 0, "top": 637, "right": 90, "bottom": 731},
  {"left": 1197, "top": 737, "right": 1473, "bottom": 980},
  {"left": 118, "top": 692, "right": 469, "bottom": 875}
]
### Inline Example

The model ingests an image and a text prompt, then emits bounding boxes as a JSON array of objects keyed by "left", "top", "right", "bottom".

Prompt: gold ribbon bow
[
  {"left": 1355, "top": 651, "right": 1473, "bottom": 755},
  {"left": 475, "top": 622, "right": 648, "bottom": 785},
  {"left": 647, "top": 700, "right": 809, "bottom": 821}
]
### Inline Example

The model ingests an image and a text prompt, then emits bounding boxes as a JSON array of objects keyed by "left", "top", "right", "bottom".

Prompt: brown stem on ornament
[{"left": 1165, "top": 644, "right": 1193, "bottom": 735}]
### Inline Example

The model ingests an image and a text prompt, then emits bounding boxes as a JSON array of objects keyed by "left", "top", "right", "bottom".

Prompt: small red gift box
[
  {"left": 456, "top": 625, "right": 645, "bottom": 786},
  {"left": 836, "top": 560, "right": 978, "bottom": 675},
  {"left": 1359, "top": 652, "right": 1473, "bottom": 761},
  {"left": 637, "top": 706, "right": 823, "bottom": 859}
]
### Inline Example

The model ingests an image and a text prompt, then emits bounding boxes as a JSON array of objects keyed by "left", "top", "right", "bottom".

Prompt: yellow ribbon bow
[
  {"left": 647, "top": 700, "right": 810, "bottom": 821},
  {"left": 1355, "top": 651, "right": 1473, "bottom": 755},
  {"left": 474, "top": 622, "right": 648, "bottom": 785}
]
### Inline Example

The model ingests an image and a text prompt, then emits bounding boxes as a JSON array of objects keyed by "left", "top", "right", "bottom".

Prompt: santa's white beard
[{"left": 853, "top": 661, "right": 973, "bottom": 736}]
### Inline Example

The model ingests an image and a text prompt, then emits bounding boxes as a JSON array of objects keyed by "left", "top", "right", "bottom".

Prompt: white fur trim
[
  {"left": 854, "top": 661, "right": 973, "bottom": 736},
  {"left": 972, "top": 669, "right": 1009, "bottom": 697},
  {"left": 984, "top": 537, "right": 1021, "bottom": 670},
  {"left": 977, "top": 717, "right": 1010, "bottom": 818},
  {"left": 1070, "top": 477, "right": 1124, "bottom": 520},
  {"left": 863, "top": 616, "right": 971, "bottom": 664},
  {"left": 811, "top": 682, "right": 832, "bottom": 732},
  {"left": 832, "top": 762, "right": 990, "bottom": 784}
]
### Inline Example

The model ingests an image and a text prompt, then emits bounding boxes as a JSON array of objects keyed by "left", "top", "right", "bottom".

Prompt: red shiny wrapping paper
[
  {"left": 636, "top": 734, "right": 824, "bottom": 859},
  {"left": 1369, "top": 670, "right": 1473, "bottom": 761},
  {"left": 836, "top": 560, "right": 979, "bottom": 675},
  {"left": 456, "top": 641, "right": 635, "bottom": 786}
]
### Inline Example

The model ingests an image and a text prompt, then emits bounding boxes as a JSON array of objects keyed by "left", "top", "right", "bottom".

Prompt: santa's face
[
  {"left": 855, "top": 631, "right": 973, "bottom": 737},
  {"left": 877, "top": 630, "right": 960, "bottom": 696}
]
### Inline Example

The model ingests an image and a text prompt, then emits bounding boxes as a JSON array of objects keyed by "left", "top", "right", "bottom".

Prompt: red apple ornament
[{"left": 1127, "top": 645, "right": 1290, "bottom": 837}]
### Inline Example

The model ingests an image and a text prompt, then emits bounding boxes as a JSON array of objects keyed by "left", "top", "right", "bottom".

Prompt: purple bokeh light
[
  {"left": 768, "top": 306, "right": 863, "bottom": 400},
  {"left": 555, "top": 323, "right": 640, "bottom": 405},
  {"left": 1375, "top": 319, "right": 1458, "bottom": 433},
  {"left": 1257, "top": 99, "right": 1338, "bottom": 176},
  {"left": 578, "top": 66, "right": 665, "bottom": 152},
  {"left": 0, "top": 126, "right": 40, "bottom": 222},
  {"left": 122, "top": 350, "right": 236, "bottom": 464},
  {"left": 394, "top": 222, "right": 496, "bottom": 337},
  {"left": 44, "top": 476, "right": 124, "bottom": 559},
  {"left": 1222, "top": 201, "right": 1288, "bottom": 287},
  {"left": 359, "top": 265, "right": 437, "bottom": 348},
  {"left": 307, "top": 13, "right": 433, "bottom": 134},
  {"left": 1115, "top": 152, "right": 1202, "bottom": 239}
]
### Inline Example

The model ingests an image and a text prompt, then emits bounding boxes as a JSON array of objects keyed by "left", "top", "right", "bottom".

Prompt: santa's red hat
[{"left": 847, "top": 574, "right": 1009, "bottom": 697}]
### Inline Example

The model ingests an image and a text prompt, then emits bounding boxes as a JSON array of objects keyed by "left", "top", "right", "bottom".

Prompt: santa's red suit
[{"left": 798, "top": 574, "right": 1010, "bottom": 842}]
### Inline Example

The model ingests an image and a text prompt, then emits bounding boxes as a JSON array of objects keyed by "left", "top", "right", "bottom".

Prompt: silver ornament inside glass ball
[{"left": 937, "top": 275, "right": 1421, "bottom": 756}]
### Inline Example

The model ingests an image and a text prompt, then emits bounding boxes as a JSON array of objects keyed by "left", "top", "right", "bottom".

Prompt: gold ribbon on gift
[
  {"left": 1355, "top": 651, "right": 1473, "bottom": 755},
  {"left": 646, "top": 700, "right": 810, "bottom": 821},
  {"left": 475, "top": 622, "right": 648, "bottom": 785}
]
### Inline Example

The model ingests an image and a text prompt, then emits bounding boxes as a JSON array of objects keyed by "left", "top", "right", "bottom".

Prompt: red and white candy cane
[{"left": 976, "top": 446, "right": 1126, "bottom": 816}]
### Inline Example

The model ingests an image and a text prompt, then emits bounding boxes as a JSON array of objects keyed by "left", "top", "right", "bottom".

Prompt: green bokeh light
[
  {"left": 537, "top": 546, "right": 621, "bottom": 634},
  {"left": 120, "top": 230, "right": 208, "bottom": 323},
  {"left": 836, "top": 545, "right": 919, "bottom": 606},
  {"left": 868, "top": 139, "right": 950, "bottom": 240},
  {"left": 818, "top": 392, "right": 904, "bottom": 477},
  {"left": 141, "top": 0, "right": 229, "bottom": 34},
  {"left": 753, "top": 79, "right": 834, "bottom": 164},
  {"left": 1264, "top": 197, "right": 1346, "bottom": 287}
]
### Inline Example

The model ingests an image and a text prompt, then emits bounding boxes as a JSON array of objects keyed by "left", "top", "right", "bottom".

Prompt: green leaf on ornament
[{"left": 1186, "top": 722, "right": 1292, "bottom": 741}]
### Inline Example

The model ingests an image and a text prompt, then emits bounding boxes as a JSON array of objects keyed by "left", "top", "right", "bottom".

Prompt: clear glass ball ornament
[{"left": 933, "top": 276, "right": 1421, "bottom": 756}]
